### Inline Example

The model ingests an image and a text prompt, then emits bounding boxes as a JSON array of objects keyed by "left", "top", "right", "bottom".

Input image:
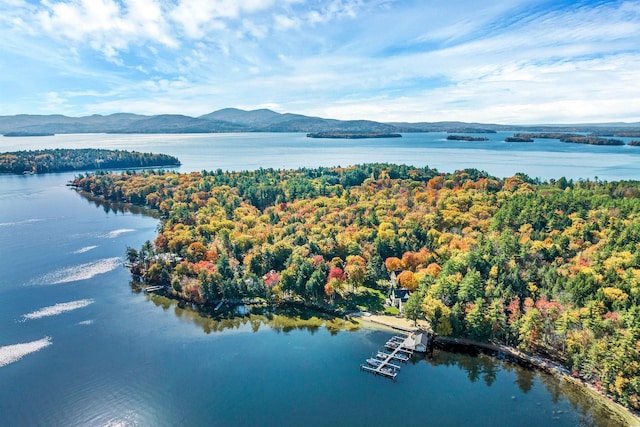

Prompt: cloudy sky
[{"left": 1, "top": 0, "right": 639, "bottom": 123}]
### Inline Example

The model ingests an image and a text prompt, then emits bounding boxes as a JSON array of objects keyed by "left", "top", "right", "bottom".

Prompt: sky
[{"left": 1, "top": 0, "right": 639, "bottom": 124}]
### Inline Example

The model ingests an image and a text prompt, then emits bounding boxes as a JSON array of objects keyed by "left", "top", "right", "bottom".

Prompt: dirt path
[{"left": 358, "top": 313, "right": 430, "bottom": 332}]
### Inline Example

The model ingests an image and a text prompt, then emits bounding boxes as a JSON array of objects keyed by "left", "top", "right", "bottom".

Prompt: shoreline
[
  {"left": 356, "top": 313, "right": 640, "bottom": 426},
  {"left": 142, "top": 279, "right": 640, "bottom": 425}
]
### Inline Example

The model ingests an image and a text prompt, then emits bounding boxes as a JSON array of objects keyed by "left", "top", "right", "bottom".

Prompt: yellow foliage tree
[
  {"left": 422, "top": 295, "right": 453, "bottom": 335},
  {"left": 345, "top": 255, "right": 366, "bottom": 291},
  {"left": 602, "top": 287, "right": 628, "bottom": 304}
]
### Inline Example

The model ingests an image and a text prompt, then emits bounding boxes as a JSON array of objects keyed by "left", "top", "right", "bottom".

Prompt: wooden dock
[
  {"left": 384, "top": 340, "right": 414, "bottom": 354},
  {"left": 360, "top": 336, "right": 414, "bottom": 380}
]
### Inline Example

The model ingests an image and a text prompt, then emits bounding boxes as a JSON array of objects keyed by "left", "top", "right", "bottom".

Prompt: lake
[
  {"left": 3, "top": 131, "right": 640, "bottom": 179},
  {"left": 0, "top": 133, "right": 637, "bottom": 426}
]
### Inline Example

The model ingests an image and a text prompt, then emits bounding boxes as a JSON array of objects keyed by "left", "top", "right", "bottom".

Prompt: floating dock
[
  {"left": 384, "top": 340, "right": 414, "bottom": 354},
  {"left": 360, "top": 364, "right": 397, "bottom": 380},
  {"left": 360, "top": 336, "right": 414, "bottom": 380}
]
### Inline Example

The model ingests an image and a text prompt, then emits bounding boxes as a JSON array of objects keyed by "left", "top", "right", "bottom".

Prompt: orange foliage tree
[
  {"left": 397, "top": 270, "right": 418, "bottom": 291},
  {"left": 385, "top": 257, "right": 403, "bottom": 272}
]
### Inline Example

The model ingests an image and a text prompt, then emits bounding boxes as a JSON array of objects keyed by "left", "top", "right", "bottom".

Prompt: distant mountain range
[{"left": 1, "top": 108, "right": 639, "bottom": 135}]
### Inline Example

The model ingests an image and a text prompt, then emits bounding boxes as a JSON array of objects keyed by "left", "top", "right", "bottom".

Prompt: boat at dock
[
  {"left": 376, "top": 351, "right": 409, "bottom": 362},
  {"left": 366, "top": 358, "right": 384, "bottom": 368},
  {"left": 360, "top": 364, "right": 398, "bottom": 380},
  {"left": 361, "top": 333, "right": 418, "bottom": 380}
]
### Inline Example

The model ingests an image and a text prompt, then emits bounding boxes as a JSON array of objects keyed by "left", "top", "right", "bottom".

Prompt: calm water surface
[
  {"left": 0, "top": 133, "right": 637, "bottom": 426},
  {"left": 3, "top": 131, "right": 640, "bottom": 179}
]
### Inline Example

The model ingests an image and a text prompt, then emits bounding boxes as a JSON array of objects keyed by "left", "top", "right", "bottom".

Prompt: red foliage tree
[
  {"left": 264, "top": 271, "right": 280, "bottom": 287},
  {"left": 327, "top": 267, "right": 346, "bottom": 283}
]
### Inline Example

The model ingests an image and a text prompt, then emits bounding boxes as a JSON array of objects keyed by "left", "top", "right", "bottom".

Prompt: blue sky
[{"left": 1, "top": 0, "right": 639, "bottom": 123}]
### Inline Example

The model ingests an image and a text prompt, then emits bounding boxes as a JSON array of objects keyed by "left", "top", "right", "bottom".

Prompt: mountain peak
[
  {"left": 2, "top": 108, "right": 640, "bottom": 135},
  {"left": 200, "top": 108, "right": 283, "bottom": 124}
]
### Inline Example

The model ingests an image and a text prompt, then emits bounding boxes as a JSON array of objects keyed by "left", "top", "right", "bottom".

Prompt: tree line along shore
[
  {"left": 70, "top": 163, "right": 640, "bottom": 413},
  {"left": 0, "top": 148, "right": 180, "bottom": 174},
  {"left": 509, "top": 133, "right": 640, "bottom": 145}
]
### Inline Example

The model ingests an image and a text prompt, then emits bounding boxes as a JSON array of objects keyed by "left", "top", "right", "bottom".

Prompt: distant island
[
  {"left": 446, "top": 135, "right": 489, "bottom": 141},
  {"left": 0, "top": 148, "right": 180, "bottom": 174},
  {"left": 513, "top": 133, "right": 625, "bottom": 146},
  {"left": 629, "top": 140, "right": 640, "bottom": 146},
  {"left": 504, "top": 136, "right": 533, "bottom": 142},
  {"left": 560, "top": 136, "right": 625, "bottom": 146},
  {"left": 306, "top": 132, "right": 402, "bottom": 139},
  {"left": 3, "top": 131, "right": 54, "bottom": 137},
  {"left": 595, "top": 131, "right": 640, "bottom": 137},
  {"left": 512, "top": 132, "right": 580, "bottom": 139},
  {"left": 445, "top": 128, "right": 496, "bottom": 134}
]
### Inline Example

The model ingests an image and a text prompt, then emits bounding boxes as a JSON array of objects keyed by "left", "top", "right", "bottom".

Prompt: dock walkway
[{"left": 360, "top": 336, "right": 414, "bottom": 380}]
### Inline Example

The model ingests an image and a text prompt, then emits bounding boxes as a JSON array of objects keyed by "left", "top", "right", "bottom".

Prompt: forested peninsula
[
  {"left": 71, "top": 164, "right": 640, "bottom": 411},
  {"left": 0, "top": 148, "right": 180, "bottom": 174}
]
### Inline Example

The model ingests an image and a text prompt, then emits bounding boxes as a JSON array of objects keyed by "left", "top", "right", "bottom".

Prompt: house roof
[
  {"left": 393, "top": 289, "right": 410, "bottom": 300},
  {"left": 414, "top": 333, "right": 430, "bottom": 346},
  {"left": 403, "top": 330, "right": 432, "bottom": 350}
]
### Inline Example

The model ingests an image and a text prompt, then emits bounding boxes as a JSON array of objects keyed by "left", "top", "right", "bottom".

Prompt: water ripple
[
  {"left": 73, "top": 245, "right": 98, "bottom": 254},
  {"left": 31, "top": 257, "right": 121, "bottom": 285},
  {"left": 22, "top": 299, "right": 94, "bottom": 320},
  {"left": 102, "top": 229, "right": 135, "bottom": 238},
  {"left": 0, "top": 337, "right": 52, "bottom": 367},
  {"left": 0, "top": 218, "right": 44, "bottom": 227},
  {"left": 62, "top": 375, "right": 160, "bottom": 426}
]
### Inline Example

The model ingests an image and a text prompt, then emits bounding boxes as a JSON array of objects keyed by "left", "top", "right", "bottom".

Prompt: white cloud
[
  {"left": 37, "top": 0, "right": 177, "bottom": 58},
  {"left": 240, "top": 19, "right": 268, "bottom": 39},
  {"left": 170, "top": 0, "right": 275, "bottom": 38},
  {"left": 273, "top": 14, "right": 300, "bottom": 31},
  {"left": 43, "top": 91, "right": 68, "bottom": 112},
  {"left": 1, "top": 0, "right": 640, "bottom": 122}
]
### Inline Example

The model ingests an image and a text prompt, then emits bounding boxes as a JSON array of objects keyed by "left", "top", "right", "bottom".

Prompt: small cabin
[
  {"left": 388, "top": 270, "right": 411, "bottom": 313},
  {"left": 392, "top": 289, "right": 410, "bottom": 304},
  {"left": 390, "top": 289, "right": 410, "bottom": 312},
  {"left": 403, "top": 330, "right": 433, "bottom": 353}
]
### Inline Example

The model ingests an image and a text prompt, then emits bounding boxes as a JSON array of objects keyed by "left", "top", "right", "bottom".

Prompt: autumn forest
[{"left": 71, "top": 163, "right": 640, "bottom": 410}]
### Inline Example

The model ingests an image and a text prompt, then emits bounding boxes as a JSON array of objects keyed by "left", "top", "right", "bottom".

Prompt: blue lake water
[
  {"left": 3, "top": 131, "right": 640, "bottom": 179},
  {"left": 0, "top": 133, "right": 637, "bottom": 426}
]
